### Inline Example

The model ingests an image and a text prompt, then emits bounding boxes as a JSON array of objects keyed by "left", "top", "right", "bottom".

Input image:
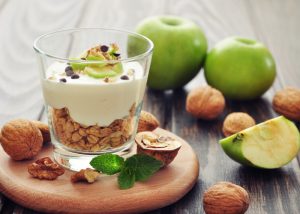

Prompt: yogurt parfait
[{"left": 34, "top": 28, "right": 153, "bottom": 170}]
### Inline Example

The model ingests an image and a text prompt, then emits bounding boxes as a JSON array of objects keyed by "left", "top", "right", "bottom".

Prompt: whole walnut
[
  {"left": 272, "top": 87, "right": 300, "bottom": 121},
  {"left": 186, "top": 86, "right": 225, "bottom": 120},
  {"left": 222, "top": 112, "right": 256, "bottom": 137},
  {"left": 0, "top": 119, "right": 43, "bottom": 160},
  {"left": 203, "top": 182, "right": 250, "bottom": 214},
  {"left": 32, "top": 120, "right": 51, "bottom": 143},
  {"left": 138, "top": 111, "right": 160, "bottom": 132}
]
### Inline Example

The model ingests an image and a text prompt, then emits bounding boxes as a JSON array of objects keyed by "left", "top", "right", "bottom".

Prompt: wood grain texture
[
  {"left": 0, "top": 0, "right": 300, "bottom": 213},
  {"left": 0, "top": 129, "right": 198, "bottom": 214}
]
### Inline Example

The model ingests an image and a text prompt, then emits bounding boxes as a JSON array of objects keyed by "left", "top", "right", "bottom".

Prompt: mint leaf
[
  {"left": 125, "top": 154, "right": 163, "bottom": 182},
  {"left": 118, "top": 167, "right": 135, "bottom": 189},
  {"left": 90, "top": 154, "right": 124, "bottom": 175}
]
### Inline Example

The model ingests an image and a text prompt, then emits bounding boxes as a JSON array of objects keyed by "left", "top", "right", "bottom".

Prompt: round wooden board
[{"left": 0, "top": 128, "right": 199, "bottom": 214}]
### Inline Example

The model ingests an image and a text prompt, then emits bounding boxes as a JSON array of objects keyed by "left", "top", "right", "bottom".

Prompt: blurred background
[{"left": 0, "top": 0, "right": 299, "bottom": 125}]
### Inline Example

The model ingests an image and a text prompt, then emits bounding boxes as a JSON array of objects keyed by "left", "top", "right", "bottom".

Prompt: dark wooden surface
[{"left": 0, "top": 0, "right": 300, "bottom": 213}]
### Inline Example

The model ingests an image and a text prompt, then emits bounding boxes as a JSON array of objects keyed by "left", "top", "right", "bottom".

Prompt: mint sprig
[{"left": 90, "top": 153, "right": 163, "bottom": 189}]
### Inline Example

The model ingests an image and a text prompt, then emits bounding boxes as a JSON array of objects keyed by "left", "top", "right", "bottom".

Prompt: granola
[{"left": 52, "top": 104, "right": 136, "bottom": 152}]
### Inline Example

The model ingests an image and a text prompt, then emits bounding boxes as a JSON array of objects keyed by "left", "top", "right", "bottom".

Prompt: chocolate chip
[
  {"left": 100, "top": 45, "right": 109, "bottom": 52},
  {"left": 71, "top": 74, "right": 80, "bottom": 79},
  {"left": 120, "top": 75, "right": 129, "bottom": 80},
  {"left": 65, "top": 66, "right": 73, "bottom": 72},
  {"left": 65, "top": 66, "right": 74, "bottom": 76},
  {"left": 59, "top": 78, "right": 67, "bottom": 83},
  {"left": 66, "top": 70, "right": 74, "bottom": 76},
  {"left": 113, "top": 53, "right": 120, "bottom": 57}
]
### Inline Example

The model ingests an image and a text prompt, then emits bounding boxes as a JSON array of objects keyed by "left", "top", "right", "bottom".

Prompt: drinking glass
[{"left": 34, "top": 28, "right": 153, "bottom": 170}]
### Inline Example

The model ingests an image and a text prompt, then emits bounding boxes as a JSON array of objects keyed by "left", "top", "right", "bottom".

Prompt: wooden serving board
[{"left": 0, "top": 128, "right": 199, "bottom": 214}]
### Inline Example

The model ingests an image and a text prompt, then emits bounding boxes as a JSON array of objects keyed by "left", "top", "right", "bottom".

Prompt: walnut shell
[
  {"left": 222, "top": 112, "right": 256, "bottom": 137},
  {"left": 203, "top": 182, "right": 250, "bottom": 214},
  {"left": 272, "top": 87, "right": 300, "bottom": 121},
  {"left": 0, "top": 119, "right": 43, "bottom": 160},
  {"left": 186, "top": 86, "right": 225, "bottom": 120},
  {"left": 138, "top": 111, "right": 160, "bottom": 132},
  {"left": 135, "top": 131, "right": 181, "bottom": 166},
  {"left": 32, "top": 120, "right": 51, "bottom": 143}
]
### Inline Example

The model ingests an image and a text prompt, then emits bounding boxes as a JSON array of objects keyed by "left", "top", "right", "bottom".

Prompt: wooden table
[{"left": 0, "top": 0, "right": 300, "bottom": 213}]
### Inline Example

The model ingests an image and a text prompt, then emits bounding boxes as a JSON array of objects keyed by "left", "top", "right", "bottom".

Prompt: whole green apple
[
  {"left": 136, "top": 16, "right": 207, "bottom": 90},
  {"left": 204, "top": 37, "right": 276, "bottom": 100}
]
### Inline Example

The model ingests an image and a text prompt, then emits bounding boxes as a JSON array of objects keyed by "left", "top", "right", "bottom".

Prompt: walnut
[
  {"left": 28, "top": 157, "right": 65, "bottom": 180},
  {"left": 272, "top": 87, "right": 300, "bottom": 121},
  {"left": 0, "top": 119, "right": 43, "bottom": 160},
  {"left": 137, "top": 111, "right": 160, "bottom": 132},
  {"left": 135, "top": 131, "right": 181, "bottom": 166},
  {"left": 203, "top": 182, "right": 250, "bottom": 214},
  {"left": 32, "top": 120, "right": 51, "bottom": 143},
  {"left": 186, "top": 86, "right": 225, "bottom": 120},
  {"left": 71, "top": 168, "right": 100, "bottom": 183},
  {"left": 222, "top": 112, "right": 256, "bottom": 137}
]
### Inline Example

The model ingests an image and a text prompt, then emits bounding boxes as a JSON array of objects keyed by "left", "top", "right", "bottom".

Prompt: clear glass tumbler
[{"left": 34, "top": 28, "right": 153, "bottom": 170}]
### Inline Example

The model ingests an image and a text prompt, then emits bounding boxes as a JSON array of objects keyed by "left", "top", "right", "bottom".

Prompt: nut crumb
[
  {"left": 48, "top": 76, "right": 56, "bottom": 80},
  {"left": 71, "top": 168, "right": 100, "bottom": 183},
  {"left": 28, "top": 157, "right": 65, "bottom": 180},
  {"left": 127, "top": 69, "right": 135, "bottom": 76}
]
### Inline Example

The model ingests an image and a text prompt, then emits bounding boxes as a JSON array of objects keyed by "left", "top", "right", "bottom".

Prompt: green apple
[
  {"left": 220, "top": 116, "right": 300, "bottom": 169},
  {"left": 204, "top": 37, "right": 276, "bottom": 100},
  {"left": 136, "top": 15, "right": 207, "bottom": 90}
]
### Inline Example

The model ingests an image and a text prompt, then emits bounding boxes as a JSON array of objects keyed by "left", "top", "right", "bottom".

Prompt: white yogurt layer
[{"left": 42, "top": 61, "right": 147, "bottom": 126}]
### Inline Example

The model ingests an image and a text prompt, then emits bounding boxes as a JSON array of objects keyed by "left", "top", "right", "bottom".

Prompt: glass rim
[{"left": 33, "top": 27, "right": 154, "bottom": 63}]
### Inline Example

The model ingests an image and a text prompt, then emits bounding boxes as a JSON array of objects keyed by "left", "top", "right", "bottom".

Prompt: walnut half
[
  {"left": 28, "top": 157, "right": 65, "bottom": 180},
  {"left": 135, "top": 131, "right": 181, "bottom": 166}
]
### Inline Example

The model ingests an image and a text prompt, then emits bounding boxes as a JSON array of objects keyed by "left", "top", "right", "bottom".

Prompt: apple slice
[
  {"left": 84, "top": 63, "right": 123, "bottom": 79},
  {"left": 70, "top": 55, "right": 106, "bottom": 70},
  {"left": 219, "top": 116, "right": 300, "bottom": 169}
]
